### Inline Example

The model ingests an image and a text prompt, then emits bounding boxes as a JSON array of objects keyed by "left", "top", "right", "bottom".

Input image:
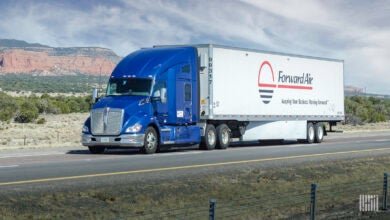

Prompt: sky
[{"left": 1, "top": 0, "right": 389, "bottom": 94}]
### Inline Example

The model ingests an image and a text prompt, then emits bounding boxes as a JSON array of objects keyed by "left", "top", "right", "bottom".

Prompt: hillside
[
  {"left": 0, "top": 39, "right": 49, "bottom": 48},
  {"left": 0, "top": 39, "right": 121, "bottom": 76}
]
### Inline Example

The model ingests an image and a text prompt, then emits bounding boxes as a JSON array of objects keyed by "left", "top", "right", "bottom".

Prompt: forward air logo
[{"left": 258, "top": 61, "right": 314, "bottom": 104}]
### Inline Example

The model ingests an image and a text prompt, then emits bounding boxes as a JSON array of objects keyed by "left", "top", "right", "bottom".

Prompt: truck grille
[{"left": 91, "top": 108, "right": 123, "bottom": 135}]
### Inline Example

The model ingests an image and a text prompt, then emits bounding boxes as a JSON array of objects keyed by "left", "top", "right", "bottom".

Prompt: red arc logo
[{"left": 258, "top": 61, "right": 276, "bottom": 104}]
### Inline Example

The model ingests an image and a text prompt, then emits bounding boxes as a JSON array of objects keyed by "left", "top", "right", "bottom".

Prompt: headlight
[
  {"left": 82, "top": 125, "right": 89, "bottom": 133},
  {"left": 126, "top": 123, "right": 142, "bottom": 133}
]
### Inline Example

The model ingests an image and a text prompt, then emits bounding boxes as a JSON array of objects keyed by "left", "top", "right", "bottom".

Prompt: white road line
[
  {"left": 0, "top": 165, "right": 19, "bottom": 168},
  {"left": 287, "top": 144, "right": 320, "bottom": 148},
  {"left": 151, "top": 151, "right": 204, "bottom": 157},
  {"left": 374, "top": 139, "right": 390, "bottom": 142},
  {"left": 0, "top": 152, "right": 64, "bottom": 159},
  {"left": 81, "top": 152, "right": 204, "bottom": 162}
]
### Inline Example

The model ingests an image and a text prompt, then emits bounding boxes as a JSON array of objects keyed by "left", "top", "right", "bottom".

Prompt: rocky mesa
[{"left": 0, "top": 39, "right": 121, "bottom": 76}]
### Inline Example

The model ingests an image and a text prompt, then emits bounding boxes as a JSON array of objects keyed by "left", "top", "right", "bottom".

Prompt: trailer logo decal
[
  {"left": 258, "top": 61, "right": 314, "bottom": 104},
  {"left": 258, "top": 61, "right": 275, "bottom": 104}
]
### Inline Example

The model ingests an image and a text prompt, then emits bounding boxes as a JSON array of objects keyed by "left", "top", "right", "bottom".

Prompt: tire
[
  {"left": 216, "top": 124, "right": 230, "bottom": 149},
  {"left": 314, "top": 123, "right": 324, "bottom": 143},
  {"left": 143, "top": 127, "right": 158, "bottom": 154},
  {"left": 88, "top": 146, "right": 105, "bottom": 154},
  {"left": 200, "top": 124, "right": 216, "bottom": 150},
  {"left": 306, "top": 122, "right": 315, "bottom": 144}
]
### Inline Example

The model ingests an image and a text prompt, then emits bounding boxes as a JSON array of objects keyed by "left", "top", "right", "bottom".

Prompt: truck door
[{"left": 154, "top": 63, "right": 192, "bottom": 126}]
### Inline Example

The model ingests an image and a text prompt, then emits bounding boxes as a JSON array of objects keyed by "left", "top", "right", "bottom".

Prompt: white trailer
[{"left": 196, "top": 45, "right": 344, "bottom": 147}]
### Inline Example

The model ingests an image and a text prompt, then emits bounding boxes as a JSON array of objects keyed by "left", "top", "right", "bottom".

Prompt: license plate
[{"left": 100, "top": 137, "right": 109, "bottom": 143}]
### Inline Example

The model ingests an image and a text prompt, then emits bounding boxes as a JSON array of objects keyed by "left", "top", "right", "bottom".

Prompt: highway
[{"left": 1, "top": 131, "right": 390, "bottom": 189}]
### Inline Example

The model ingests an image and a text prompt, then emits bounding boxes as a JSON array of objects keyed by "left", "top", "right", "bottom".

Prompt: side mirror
[
  {"left": 92, "top": 88, "right": 99, "bottom": 104},
  {"left": 161, "top": 88, "right": 167, "bottom": 104},
  {"left": 152, "top": 88, "right": 167, "bottom": 103}
]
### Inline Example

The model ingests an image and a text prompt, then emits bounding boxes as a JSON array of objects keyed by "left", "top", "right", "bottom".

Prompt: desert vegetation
[
  {"left": 345, "top": 96, "right": 390, "bottom": 125},
  {"left": 0, "top": 91, "right": 92, "bottom": 123},
  {"left": 2, "top": 93, "right": 388, "bottom": 124},
  {"left": 0, "top": 74, "right": 109, "bottom": 93}
]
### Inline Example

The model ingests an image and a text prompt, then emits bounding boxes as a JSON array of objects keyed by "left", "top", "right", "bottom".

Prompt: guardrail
[{"left": 116, "top": 173, "right": 389, "bottom": 220}]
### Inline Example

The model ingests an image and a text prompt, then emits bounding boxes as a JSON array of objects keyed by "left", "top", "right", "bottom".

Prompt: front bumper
[{"left": 82, "top": 133, "right": 145, "bottom": 148}]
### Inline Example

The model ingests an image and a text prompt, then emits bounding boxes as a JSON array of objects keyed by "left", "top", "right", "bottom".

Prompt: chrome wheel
[
  {"left": 307, "top": 123, "right": 315, "bottom": 144},
  {"left": 216, "top": 124, "right": 230, "bottom": 149},
  {"left": 143, "top": 127, "right": 158, "bottom": 154},
  {"left": 146, "top": 133, "right": 156, "bottom": 149},
  {"left": 221, "top": 129, "right": 229, "bottom": 144},
  {"left": 315, "top": 123, "right": 324, "bottom": 143},
  {"left": 208, "top": 129, "right": 216, "bottom": 146},
  {"left": 200, "top": 124, "right": 216, "bottom": 150}
]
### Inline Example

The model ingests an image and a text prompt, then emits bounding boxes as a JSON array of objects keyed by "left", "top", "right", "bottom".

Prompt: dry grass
[
  {"left": 0, "top": 113, "right": 88, "bottom": 149},
  {"left": 1, "top": 155, "right": 390, "bottom": 219},
  {"left": 0, "top": 113, "right": 389, "bottom": 150},
  {"left": 334, "top": 121, "right": 390, "bottom": 133}
]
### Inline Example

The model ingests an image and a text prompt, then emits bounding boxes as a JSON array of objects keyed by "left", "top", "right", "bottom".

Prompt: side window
[{"left": 185, "top": 84, "right": 191, "bottom": 101}]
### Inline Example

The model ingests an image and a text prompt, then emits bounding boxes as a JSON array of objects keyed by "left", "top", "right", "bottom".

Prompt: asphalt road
[{"left": 1, "top": 131, "right": 390, "bottom": 189}]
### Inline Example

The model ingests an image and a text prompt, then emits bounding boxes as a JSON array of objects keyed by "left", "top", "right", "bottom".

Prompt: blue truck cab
[{"left": 82, "top": 46, "right": 202, "bottom": 154}]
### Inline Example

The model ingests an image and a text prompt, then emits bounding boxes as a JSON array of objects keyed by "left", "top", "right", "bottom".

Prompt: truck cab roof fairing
[{"left": 111, "top": 46, "right": 197, "bottom": 79}]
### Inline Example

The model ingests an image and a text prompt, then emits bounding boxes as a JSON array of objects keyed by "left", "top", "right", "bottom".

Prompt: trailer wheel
[
  {"left": 201, "top": 124, "right": 216, "bottom": 150},
  {"left": 88, "top": 146, "right": 105, "bottom": 154},
  {"left": 216, "top": 124, "right": 230, "bottom": 149},
  {"left": 143, "top": 127, "right": 158, "bottom": 154},
  {"left": 314, "top": 123, "right": 324, "bottom": 143},
  {"left": 307, "top": 122, "right": 315, "bottom": 144}
]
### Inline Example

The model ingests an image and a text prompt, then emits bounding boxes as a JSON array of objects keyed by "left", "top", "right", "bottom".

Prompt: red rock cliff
[{"left": 0, "top": 48, "right": 119, "bottom": 76}]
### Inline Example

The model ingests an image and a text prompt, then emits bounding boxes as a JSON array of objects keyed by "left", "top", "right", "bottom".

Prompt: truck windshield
[{"left": 106, "top": 78, "right": 152, "bottom": 96}]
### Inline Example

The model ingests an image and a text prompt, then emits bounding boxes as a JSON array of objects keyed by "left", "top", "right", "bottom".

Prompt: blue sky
[{"left": 1, "top": 0, "right": 390, "bottom": 94}]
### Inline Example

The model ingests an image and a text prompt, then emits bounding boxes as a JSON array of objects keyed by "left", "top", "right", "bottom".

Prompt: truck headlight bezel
[
  {"left": 82, "top": 125, "right": 90, "bottom": 133},
  {"left": 125, "top": 123, "right": 142, "bottom": 133}
]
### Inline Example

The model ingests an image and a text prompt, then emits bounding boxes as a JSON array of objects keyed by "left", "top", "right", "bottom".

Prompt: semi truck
[{"left": 81, "top": 44, "right": 344, "bottom": 154}]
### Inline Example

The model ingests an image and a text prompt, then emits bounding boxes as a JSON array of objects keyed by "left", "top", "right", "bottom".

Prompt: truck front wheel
[
  {"left": 216, "top": 124, "right": 230, "bottom": 149},
  {"left": 201, "top": 124, "right": 216, "bottom": 150},
  {"left": 143, "top": 127, "right": 158, "bottom": 154}
]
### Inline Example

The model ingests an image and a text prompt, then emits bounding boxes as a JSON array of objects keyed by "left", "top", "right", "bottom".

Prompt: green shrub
[
  {"left": 0, "top": 92, "right": 18, "bottom": 122},
  {"left": 36, "top": 99, "right": 49, "bottom": 113},
  {"left": 14, "top": 101, "right": 39, "bottom": 123},
  {"left": 37, "top": 118, "right": 46, "bottom": 124},
  {"left": 345, "top": 96, "right": 389, "bottom": 124},
  {"left": 67, "top": 99, "right": 80, "bottom": 113},
  {"left": 55, "top": 101, "right": 70, "bottom": 114},
  {"left": 0, "top": 92, "right": 91, "bottom": 122}
]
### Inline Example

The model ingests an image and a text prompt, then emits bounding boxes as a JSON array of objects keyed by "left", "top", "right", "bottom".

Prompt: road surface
[{"left": 1, "top": 131, "right": 390, "bottom": 189}]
